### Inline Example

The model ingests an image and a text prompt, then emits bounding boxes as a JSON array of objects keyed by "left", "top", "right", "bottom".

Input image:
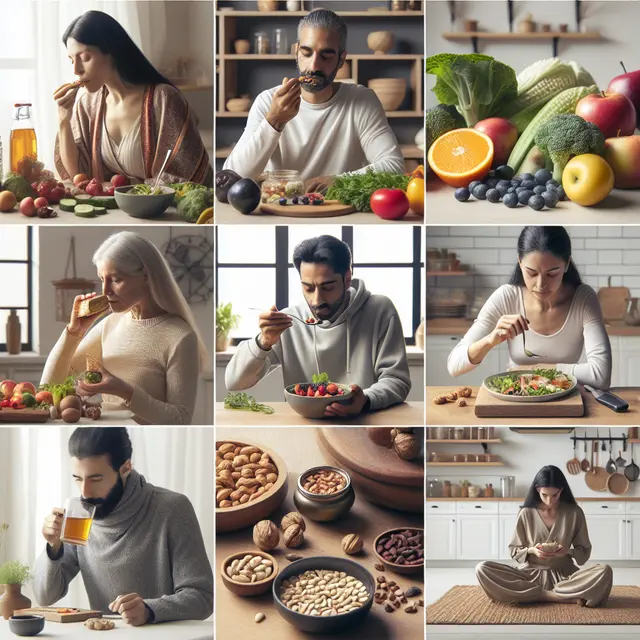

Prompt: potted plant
[
  {"left": 0, "top": 523, "right": 7, "bottom": 598},
  {"left": 460, "top": 479, "right": 471, "bottom": 498},
  {"left": 216, "top": 302, "right": 240, "bottom": 352},
  {"left": 0, "top": 560, "right": 33, "bottom": 619}
]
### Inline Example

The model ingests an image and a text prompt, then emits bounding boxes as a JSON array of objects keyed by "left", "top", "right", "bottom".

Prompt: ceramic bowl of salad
[
  {"left": 114, "top": 184, "right": 175, "bottom": 219},
  {"left": 483, "top": 369, "right": 578, "bottom": 403},
  {"left": 284, "top": 374, "right": 353, "bottom": 419}
]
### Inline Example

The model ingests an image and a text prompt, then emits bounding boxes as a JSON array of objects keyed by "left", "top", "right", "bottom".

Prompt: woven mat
[{"left": 427, "top": 585, "right": 640, "bottom": 625}]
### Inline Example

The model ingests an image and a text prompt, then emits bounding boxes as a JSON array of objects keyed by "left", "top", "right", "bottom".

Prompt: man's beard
[
  {"left": 83, "top": 475, "right": 125, "bottom": 520},
  {"left": 296, "top": 57, "right": 341, "bottom": 93},
  {"left": 311, "top": 282, "right": 348, "bottom": 320}
]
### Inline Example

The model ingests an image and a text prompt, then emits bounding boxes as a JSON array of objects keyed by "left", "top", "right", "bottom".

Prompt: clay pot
[
  {"left": 367, "top": 31, "right": 394, "bottom": 55},
  {"left": 234, "top": 39, "right": 250, "bottom": 54},
  {"left": 226, "top": 95, "right": 252, "bottom": 112},
  {"left": 464, "top": 19, "right": 478, "bottom": 32},
  {"left": 1, "top": 584, "right": 31, "bottom": 620},
  {"left": 216, "top": 333, "right": 230, "bottom": 352},
  {"left": 368, "top": 78, "right": 406, "bottom": 111},
  {"left": 258, "top": 0, "right": 278, "bottom": 11}
]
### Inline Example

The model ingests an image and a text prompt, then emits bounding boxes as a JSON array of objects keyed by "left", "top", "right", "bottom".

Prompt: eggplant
[
  {"left": 227, "top": 178, "right": 261, "bottom": 214},
  {"left": 215, "top": 169, "right": 242, "bottom": 203}
]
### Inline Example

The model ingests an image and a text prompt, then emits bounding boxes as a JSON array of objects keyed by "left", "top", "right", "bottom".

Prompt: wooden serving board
[
  {"left": 0, "top": 408, "right": 49, "bottom": 423},
  {"left": 260, "top": 199, "right": 356, "bottom": 218},
  {"left": 15, "top": 607, "right": 102, "bottom": 623},
  {"left": 474, "top": 385, "right": 585, "bottom": 418}
]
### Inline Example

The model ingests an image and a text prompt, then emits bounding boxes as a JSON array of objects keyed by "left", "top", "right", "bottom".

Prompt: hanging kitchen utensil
[
  {"left": 602, "top": 433, "right": 607, "bottom": 452},
  {"left": 566, "top": 437, "right": 581, "bottom": 475},
  {"left": 616, "top": 450, "right": 626, "bottom": 469},
  {"left": 606, "top": 429, "right": 617, "bottom": 473},
  {"left": 624, "top": 444, "right": 640, "bottom": 482},
  {"left": 580, "top": 432, "right": 590, "bottom": 472},
  {"left": 597, "top": 276, "right": 630, "bottom": 322},
  {"left": 586, "top": 439, "right": 610, "bottom": 492},
  {"left": 607, "top": 472, "right": 630, "bottom": 496}
]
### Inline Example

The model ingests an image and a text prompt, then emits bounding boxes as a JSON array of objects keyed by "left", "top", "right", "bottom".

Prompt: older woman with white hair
[{"left": 41, "top": 231, "right": 209, "bottom": 425}]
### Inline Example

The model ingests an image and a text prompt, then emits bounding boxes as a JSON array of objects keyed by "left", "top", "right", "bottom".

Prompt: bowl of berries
[{"left": 285, "top": 373, "right": 353, "bottom": 419}]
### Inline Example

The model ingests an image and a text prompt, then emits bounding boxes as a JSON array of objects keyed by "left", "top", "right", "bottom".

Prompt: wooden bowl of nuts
[
  {"left": 216, "top": 440, "right": 289, "bottom": 533},
  {"left": 373, "top": 527, "right": 424, "bottom": 575},
  {"left": 220, "top": 550, "right": 279, "bottom": 596}
]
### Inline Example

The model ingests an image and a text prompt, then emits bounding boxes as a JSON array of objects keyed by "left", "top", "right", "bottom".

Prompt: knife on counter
[{"left": 584, "top": 385, "right": 629, "bottom": 412}]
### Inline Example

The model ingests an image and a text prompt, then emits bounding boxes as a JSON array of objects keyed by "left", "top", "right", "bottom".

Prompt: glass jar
[
  {"left": 453, "top": 428, "right": 466, "bottom": 440},
  {"left": 468, "top": 485, "right": 480, "bottom": 499},
  {"left": 453, "top": 453, "right": 465, "bottom": 463},
  {"left": 274, "top": 28, "right": 288, "bottom": 54},
  {"left": 293, "top": 466, "right": 355, "bottom": 522},
  {"left": 261, "top": 170, "right": 305, "bottom": 203},
  {"left": 442, "top": 481, "right": 451, "bottom": 498},
  {"left": 254, "top": 31, "right": 270, "bottom": 55},
  {"left": 434, "top": 427, "right": 449, "bottom": 440},
  {"left": 427, "top": 478, "right": 442, "bottom": 498},
  {"left": 477, "top": 427, "right": 487, "bottom": 440},
  {"left": 451, "top": 483, "right": 461, "bottom": 498},
  {"left": 470, "top": 427, "right": 479, "bottom": 440}
]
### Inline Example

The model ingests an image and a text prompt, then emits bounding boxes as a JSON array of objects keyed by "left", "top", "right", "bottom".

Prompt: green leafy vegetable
[
  {"left": 0, "top": 560, "right": 32, "bottom": 585},
  {"left": 425, "top": 104, "right": 465, "bottom": 151},
  {"left": 39, "top": 376, "right": 76, "bottom": 407},
  {"left": 167, "top": 182, "right": 209, "bottom": 205},
  {"left": 326, "top": 171, "right": 410, "bottom": 213},
  {"left": 224, "top": 392, "right": 275, "bottom": 415},
  {"left": 177, "top": 188, "right": 214, "bottom": 222},
  {"left": 129, "top": 184, "right": 164, "bottom": 196},
  {"left": 2, "top": 172, "right": 37, "bottom": 201},
  {"left": 312, "top": 372, "right": 330, "bottom": 385}
]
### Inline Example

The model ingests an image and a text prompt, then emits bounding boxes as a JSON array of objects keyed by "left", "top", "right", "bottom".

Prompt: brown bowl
[
  {"left": 216, "top": 440, "right": 289, "bottom": 533},
  {"left": 220, "top": 550, "right": 279, "bottom": 596},
  {"left": 372, "top": 527, "right": 424, "bottom": 575}
]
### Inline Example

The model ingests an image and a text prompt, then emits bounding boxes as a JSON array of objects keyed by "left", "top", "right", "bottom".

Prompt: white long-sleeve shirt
[
  {"left": 223, "top": 82, "right": 405, "bottom": 181},
  {"left": 447, "top": 284, "right": 612, "bottom": 389}
]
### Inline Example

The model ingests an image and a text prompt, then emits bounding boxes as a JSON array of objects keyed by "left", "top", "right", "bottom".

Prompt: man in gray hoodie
[
  {"left": 225, "top": 235, "right": 411, "bottom": 417},
  {"left": 33, "top": 427, "right": 213, "bottom": 626}
]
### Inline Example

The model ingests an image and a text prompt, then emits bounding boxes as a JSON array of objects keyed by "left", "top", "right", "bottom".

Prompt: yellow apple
[{"left": 562, "top": 154, "right": 614, "bottom": 206}]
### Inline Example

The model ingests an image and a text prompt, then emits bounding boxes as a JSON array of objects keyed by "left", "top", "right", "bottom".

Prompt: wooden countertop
[
  {"left": 425, "top": 386, "right": 640, "bottom": 425},
  {"left": 216, "top": 429, "right": 424, "bottom": 640},
  {"left": 0, "top": 206, "right": 190, "bottom": 225},
  {"left": 216, "top": 401, "right": 424, "bottom": 425},
  {"left": 426, "top": 497, "right": 640, "bottom": 502}
]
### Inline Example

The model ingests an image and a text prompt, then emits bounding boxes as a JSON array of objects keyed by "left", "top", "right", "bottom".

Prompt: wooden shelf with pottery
[
  {"left": 218, "top": 10, "right": 425, "bottom": 17},
  {"left": 223, "top": 53, "right": 423, "bottom": 61},
  {"left": 426, "top": 439, "right": 502, "bottom": 444},
  {"left": 427, "top": 462, "right": 505, "bottom": 467},
  {"left": 427, "top": 270, "right": 472, "bottom": 277},
  {"left": 427, "top": 496, "right": 640, "bottom": 502}
]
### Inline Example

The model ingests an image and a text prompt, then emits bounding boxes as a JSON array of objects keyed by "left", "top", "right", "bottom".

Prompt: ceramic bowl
[
  {"left": 373, "top": 527, "right": 424, "bottom": 575},
  {"left": 215, "top": 440, "right": 288, "bottom": 533},
  {"left": 234, "top": 39, "right": 250, "bottom": 54},
  {"left": 368, "top": 78, "right": 407, "bottom": 111},
  {"left": 220, "top": 550, "right": 279, "bottom": 596},
  {"left": 367, "top": 31, "right": 394, "bottom": 54},
  {"left": 226, "top": 96, "right": 252, "bottom": 112},
  {"left": 284, "top": 384, "right": 353, "bottom": 419},
  {"left": 114, "top": 185, "right": 175, "bottom": 219},
  {"left": 272, "top": 556, "right": 375, "bottom": 633},
  {"left": 8, "top": 616, "right": 45, "bottom": 637}
]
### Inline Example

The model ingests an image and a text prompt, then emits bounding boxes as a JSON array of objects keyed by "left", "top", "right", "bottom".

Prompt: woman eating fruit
[
  {"left": 447, "top": 226, "right": 612, "bottom": 389},
  {"left": 53, "top": 10, "right": 212, "bottom": 187},
  {"left": 40, "top": 231, "right": 209, "bottom": 425},
  {"left": 476, "top": 465, "right": 613, "bottom": 607}
]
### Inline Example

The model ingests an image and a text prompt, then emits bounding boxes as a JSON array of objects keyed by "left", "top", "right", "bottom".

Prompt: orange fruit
[{"left": 427, "top": 128, "right": 494, "bottom": 188}]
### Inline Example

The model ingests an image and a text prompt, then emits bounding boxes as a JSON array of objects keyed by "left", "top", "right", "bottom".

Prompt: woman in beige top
[
  {"left": 41, "top": 232, "right": 209, "bottom": 425},
  {"left": 476, "top": 466, "right": 612, "bottom": 607}
]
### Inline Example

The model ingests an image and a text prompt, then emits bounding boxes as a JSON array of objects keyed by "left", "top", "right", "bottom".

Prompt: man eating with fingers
[
  {"left": 222, "top": 8, "right": 404, "bottom": 194},
  {"left": 33, "top": 427, "right": 213, "bottom": 626},
  {"left": 225, "top": 235, "right": 411, "bottom": 418}
]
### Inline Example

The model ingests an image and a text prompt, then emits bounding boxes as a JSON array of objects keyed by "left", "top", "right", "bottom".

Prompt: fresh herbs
[
  {"left": 326, "top": 171, "right": 410, "bottom": 213},
  {"left": 224, "top": 392, "right": 275, "bottom": 414},
  {"left": 487, "top": 369, "right": 572, "bottom": 397},
  {"left": 129, "top": 184, "right": 164, "bottom": 196},
  {"left": 0, "top": 560, "right": 33, "bottom": 585},
  {"left": 39, "top": 376, "right": 76, "bottom": 407},
  {"left": 312, "top": 372, "right": 330, "bottom": 385}
]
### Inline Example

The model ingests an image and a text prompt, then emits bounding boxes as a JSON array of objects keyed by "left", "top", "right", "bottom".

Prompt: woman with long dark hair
[
  {"left": 447, "top": 226, "right": 612, "bottom": 388},
  {"left": 476, "top": 466, "right": 613, "bottom": 607},
  {"left": 53, "top": 10, "right": 212, "bottom": 186}
]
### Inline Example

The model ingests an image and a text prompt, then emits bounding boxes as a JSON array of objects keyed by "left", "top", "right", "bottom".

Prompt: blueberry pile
[{"left": 454, "top": 166, "right": 567, "bottom": 210}]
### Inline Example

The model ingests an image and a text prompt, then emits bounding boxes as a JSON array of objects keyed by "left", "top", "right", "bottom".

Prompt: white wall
[{"left": 426, "top": 0, "right": 638, "bottom": 108}]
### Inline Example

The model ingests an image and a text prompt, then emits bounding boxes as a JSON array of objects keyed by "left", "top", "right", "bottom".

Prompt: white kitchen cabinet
[
  {"left": 426, "top": 516, "right": 457, "bottom": 561},
  {"left": 617, "top": 339, "right": 640, "bottom": 387},
  {"left": 426, "top": 336, "right": 500, "bottom": 386},
  {"left": 456, "top": 515, "right": 499, "bottom": 560},
  {"left": 498, "top": 513, "right": 520, "bottom": 560},
  {"left": 584, "top": 515, "right": 626, "bottom": 560},
  {"left": 625, "top": 516, "right": 640, "bottom": 559}
]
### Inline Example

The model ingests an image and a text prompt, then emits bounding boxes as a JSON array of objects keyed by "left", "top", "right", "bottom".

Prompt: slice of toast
[{"left": 77, "top": 295, "right": 109, "bottom": 318}]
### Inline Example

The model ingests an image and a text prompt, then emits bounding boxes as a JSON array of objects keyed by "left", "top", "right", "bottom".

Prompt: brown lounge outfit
[{"left": 476, "top": 503, "right": 613, "bottom": 607}]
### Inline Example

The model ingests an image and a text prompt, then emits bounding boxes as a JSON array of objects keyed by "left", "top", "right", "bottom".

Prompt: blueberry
[
  {"left": 496, "top": 179, "right": 511, "bottom": 189},
  {"left": 515, "top": 187, "right": 527, "bottom": 194},
  {"left": 503, "top": 193, "right": 519, "bottom": 208},
  {"left": 519, "top": 173, "right": 534, "bottom": 182},
  {"left": 520, "top": 179, "right": 535, "bottom": 190},
  {"left": 518, "top": 190, "right": 535, "bottom": 205},
  {"left": 486, "top": 178, "right": 498, "bottom": 189},
  {"left": 292, "top": 196, "right": 299, "bottom": 205},
  {"left": 556, "top": 186, "right": 567, "bottom": 201},
  {"left": 546, "top": 179, "right": 560, "bottom": 189},
  {"left": 454, "top": 187, "right": 471, "bottom": 202},
  {"left": 312, "top": 199, "right": 323, "bottom": 205},
  {"left": 279, "top": 197, "right": 287, "bottom": 206},
  {"left": 496, "top": 185, "right": 509, "bottom": 197},
  {"left": 535, "top": 169, "right": 553, "bottom": 185},
  {"left": 511, "top": 179, "right": 522, "bottom": 187},
  {"left": 301, "top": 196, "right": 310, "bottom": 205},
  {"left": 507, "top": 187, "right": 516, "bottom": 194},
  {"left": 472, "top": 184, "right": 489, "bottom": 200},
  {"left": 486, "top": 188, "right": 501, "bottom": 203},
  {"left": 468, "top": 180, "right": 482, "bottom": 191},
  {"left": 543, "top": 191, "right": 559, "bottom": 208},
  {"left": 528, "top": 194, "right": 546, "bottom": 211},
  {"left": 533, "top": 185, "right": 547, "bottom": 195},
  {"left": 495, "top": 165, "right": 515, "bottom": 180}
]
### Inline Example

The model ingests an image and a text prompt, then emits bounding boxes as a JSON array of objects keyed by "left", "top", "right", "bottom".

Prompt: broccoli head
[
  {"left": 534, "top": 114, "right": 605, "bottom": 182},
  {"left": 425, "top": 104, "right": 465, "bottom": 151}
]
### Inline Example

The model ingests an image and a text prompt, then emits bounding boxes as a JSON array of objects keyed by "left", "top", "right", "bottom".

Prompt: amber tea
[{"left": 60, "top": 498, "right": 96, "bottom": 546}]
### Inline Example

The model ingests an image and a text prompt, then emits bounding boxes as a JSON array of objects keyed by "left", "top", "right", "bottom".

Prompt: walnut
[
  {"left": 433, "top": 395, "right": 448, "bottom": 405},
  {"left": 342, "top": 533, "right": 363, "bottom": 555},
  {"left": 457, "top": 398, "right": 467, "bottom": 407},
  {"left": 281, "top": 511, "right": 306, "bottom": 532},
  {"left": 393, "top": 432, "right": 421, "bottom": 460},
  {"left": 458, "top": 387, "right": 472, "bottom": 398},
  {"left": 283, "top": 524, "right": 304, "bottom": 548},
  {"left": 253, "top": 520, "right": 280, "bottom": 550},
  {"left": 445, "top": 391, "right": 458, "bottom": 402},
  {"left": 84, "top": 618, "right": 115, "bottom": 630}
]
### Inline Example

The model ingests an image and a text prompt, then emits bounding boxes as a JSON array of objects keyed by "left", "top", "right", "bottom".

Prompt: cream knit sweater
[{"left": 41, "top": 312, "right": 199, "bottom": 425}]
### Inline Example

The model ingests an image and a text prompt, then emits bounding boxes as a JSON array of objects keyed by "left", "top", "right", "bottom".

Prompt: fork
[{"left": 248, "top": 308, "right": 320, "bottom": 325}]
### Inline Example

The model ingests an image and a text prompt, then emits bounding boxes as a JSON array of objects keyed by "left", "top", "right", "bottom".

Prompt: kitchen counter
[
  {"left": 425, "top": 386, "right": 640, "bottom": 425},
  {"left": 216, "top": 427, "right": 424, "bottom": 640},
  {"left": 0, "top": 617, "right": 212, "bottom": 639},
  {"left": 426, "top": 497, "right": 640, "bottom": 502},
  {"left": 427, "top": 176, "right": 640, "bottom": 224},
  {"left": 0, "top": 206, "right": 191, "bottom": 225},
  {"left": 216, "top": 401, "right": 424, "bottom": 425}
]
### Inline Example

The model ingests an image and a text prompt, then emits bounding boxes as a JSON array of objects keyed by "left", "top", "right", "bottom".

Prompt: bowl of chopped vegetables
[
  {"left": 284, "top": 373, "right": 353, "bottom": 419},
  {"left": 483, "top": 369, "right": 577, "bottom": 402},
  {"left": 114, "top": 184, "right": 175, "bottom": 219}
]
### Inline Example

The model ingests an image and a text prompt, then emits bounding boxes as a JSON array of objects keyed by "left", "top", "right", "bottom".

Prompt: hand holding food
[
  {"left": 68, "top": 293, "right": 109, "bottom": 337},
  {"left": 266, "top": 77, "right": 302, "bottom": 131},
  {"left": 324, "top": 384, "right": 367, "bottom": 418},
  {"left": 488, "top": 314, "right": 529, "bottom": 346},
  {"left": 76, "top": 363, "right": 133, "bottom": 402},
  {"left": 53, "top": 81, "right": 82, "bottom": 124},
  {"left": 304, "top": 175, "right": 335, "bottom": 196},
  {"left": 258, "top": 305, "right": 293, "bottom": 349},
  {"left": 108, "top": 593, "right": 150, "bottom": 626},
  {"left": 42, "top": 507, "right": 64, "bottom": 552},
  {"left": 531, "top": 541, "right": 564, "bottom": 558}
]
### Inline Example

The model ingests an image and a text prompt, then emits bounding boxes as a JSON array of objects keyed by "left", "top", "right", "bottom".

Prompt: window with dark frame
[
  {"left": 215, "top": 226, "right": 423, "bottom": 345},
  {"left": 0, "top": 227, "right": 33, "bottom": 352}
]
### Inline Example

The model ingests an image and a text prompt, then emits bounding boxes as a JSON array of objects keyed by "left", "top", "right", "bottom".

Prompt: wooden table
[
  {"left": 0, "top": 206, "right": 190, "bottom": 225},
  {"left": 216, "top": 427, "right": 424, "bottom": 640},
  {"left": 216, "top": 402, "right": 425, "bottom": 425},
  {"left": 426, "top": 386, "right": 640, "bottom": 425}
]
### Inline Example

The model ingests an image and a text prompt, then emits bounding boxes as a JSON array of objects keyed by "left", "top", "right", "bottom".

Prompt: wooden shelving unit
[
  {"left": 426, "top": 270, "right": 472, "bottom": 277},
  {"left": 427, "top": 462, "right": 505, "bottom": 467},
  {"left": 176, "top": 84, "right": 214, "bottom": 92},
  {"left": 426, "top": 439, "right": 502, "bottom": 444},
  {"left": 218, "top": 10, "right": 424, "bottom": 18}
]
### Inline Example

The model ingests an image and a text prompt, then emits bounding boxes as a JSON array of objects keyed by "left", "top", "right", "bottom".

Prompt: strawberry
[
  {"left": 307, "top": 387, "right": 315, "bottom": 397},
  {"left": 314, "top": 390, "right": 322, "bottom": 397},
  {"left": 337, "top": 389, "right": 344, "bottom": 395},
  {"left": 295, "top": 383, "right": 302, "bottom": 395},
  {"left": 317, "top": 385, "right": 326, "bottom": 396},
  {"left": 327, "top": 383, "right": 338, "bottom": 395}
]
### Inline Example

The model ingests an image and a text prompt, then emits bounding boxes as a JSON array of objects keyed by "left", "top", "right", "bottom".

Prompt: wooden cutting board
[
  {"left": 0, "top": 408, "right": 49, "bottom": 423},
  {"left": 598, "top": 277, "right": 630, "bottom": 322},
  {"left": 474, "top": 385, "right": 585, "bottom": 418},
  {"left": 260, "top": 200, "right": 356, "bottom": 218},
  {"left": 14, "top": 607, "right": 102, "bottom": 623}
]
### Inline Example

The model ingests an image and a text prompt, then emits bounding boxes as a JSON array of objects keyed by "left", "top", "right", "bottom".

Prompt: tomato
[
  {"left": 0, "top": 400, "right": 10, "bottom": 408},
  {"left": 36, "top": 391, "right": 53, "bottom": 405},
  {"left": 370, "top": 188, "right": 410, "bottom": 220}
]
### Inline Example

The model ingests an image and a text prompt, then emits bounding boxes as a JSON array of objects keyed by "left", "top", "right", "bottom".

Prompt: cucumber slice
[
  {"left": 59, "top": 198, "right": 77, "bottom": 212},
  {"left": 74, "top": 204, "right": 96, "bottom": 218},
  {"left": 75, "top": 194, "right": 92, "bottom": 202},
  {"left": 93, "top": 207, "right": 107, "bottom": 216},
  {"left": 89, "top": 196, "right": 117, "bottom": 210}
]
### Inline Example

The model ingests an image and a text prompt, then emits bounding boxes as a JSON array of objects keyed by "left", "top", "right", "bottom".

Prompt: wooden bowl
[
  {"left": 220, "top": 550, "right": 279, "bottom": 596},
  {"left": 258, "top": 0, "right": 278, "bottom": 11},
  {"left": 368, "top": 78, "right": 406, "bottom": 111},
  {"left": 373, "top": 527, "right": 424, "bottom": 575},
  {"left": 367, "top": 31, "right": 394, "bottom": 55},
  {"left": 216, "top": 440, "right": 288, "bottom": 533},
  {"left": 226, "top": 96, "right": 252, "bottom": 112},
  {"left": 234, "top": 39, "right": 250, "bottom": 54}
]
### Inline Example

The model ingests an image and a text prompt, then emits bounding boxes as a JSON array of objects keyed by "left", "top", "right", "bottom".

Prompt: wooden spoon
[
  {"left": 580, "top": 433, "right": 590, "bottom": 472},
  {"left": 566, "top": 438, "right": 581, "bottom": 475}
]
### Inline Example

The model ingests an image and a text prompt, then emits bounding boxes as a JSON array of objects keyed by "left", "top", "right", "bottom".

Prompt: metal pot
[{"left": 500, "top": 476, "right": 516, "bottom": 498}]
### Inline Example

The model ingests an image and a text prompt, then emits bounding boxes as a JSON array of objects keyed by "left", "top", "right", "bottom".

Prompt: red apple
[
  {"left": 48, "top": 186, "right": 66, "bottom": 204},
  {"left": 575, "top": 92, "right": 637, "bottom": 139},
  {"left": 110, "top": 174, "right": 130, "bottom": 188},
  {"left": 0, "top": 380, "right": 17, "bottom": 399},
  {"left": 608, "top": 69, "right": 640, "bottom": 129},
  {"left": 73, "top": 173, "right": 89, "bottom": 187},
  {"left": 86, "top": 179, "right": 104, "bottom": 197},
  {"left": 20, "top": 197, "right": 37, "bottom": 217},
  {"left": 474, "top": 118, "right": 518, "bottom": 167},
  {"left": 604, "top": 135, "right": 640, "bottom": 188},
  {"left": 34, "top": 197, "right": 49, "bottom": 209},
  {"left": 105, "top": 186, "right": 115, "bottom": 196},
  {"left": 14, "top": 382, "right": 37, "bottom": 397}
]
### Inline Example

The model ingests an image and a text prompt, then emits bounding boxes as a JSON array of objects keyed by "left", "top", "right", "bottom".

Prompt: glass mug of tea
[{"left": 60, "top": 498, "right": 96, "bottom": 546}]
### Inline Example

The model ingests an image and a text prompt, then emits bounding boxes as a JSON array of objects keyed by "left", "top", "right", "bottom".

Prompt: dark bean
[{"left": 405, "top": 586, "right": 422, "bottom": 598}]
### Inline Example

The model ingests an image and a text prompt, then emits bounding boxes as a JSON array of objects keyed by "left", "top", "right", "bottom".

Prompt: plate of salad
[{"left": 483, "top": 369, "right": 578, "bottom": 403}]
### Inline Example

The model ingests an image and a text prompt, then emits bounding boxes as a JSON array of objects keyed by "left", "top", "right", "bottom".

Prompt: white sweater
[
  {"left": 447, "top": 284, "right": 612, "bottom": 389},
  {"left": 223, "top": 82, "right": 405, "bottom": 181}
]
